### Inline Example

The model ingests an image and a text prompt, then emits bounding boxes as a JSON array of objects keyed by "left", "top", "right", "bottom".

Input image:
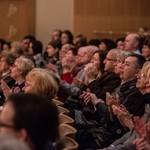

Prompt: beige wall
[{"left": 35, "top": 0, "right": 74, "bottom": 49}]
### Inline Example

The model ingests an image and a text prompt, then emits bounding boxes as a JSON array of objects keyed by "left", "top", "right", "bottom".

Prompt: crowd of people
[{"left": 0, "top": 28, "right": 150, "bottom": 150}]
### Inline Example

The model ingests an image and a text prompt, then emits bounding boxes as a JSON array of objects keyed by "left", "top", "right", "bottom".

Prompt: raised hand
[
  {"left": 112, "top": 104, "right": 134, "bottom": 130},
  {"left": 133, "top": 138, "right": 148, "bottom": 150},
  {"left": 46, "top": 63, "right": 58, "bottom": 74},
  {"left": 106, "top": 92, "right": 120, "bottom": 113},
  {"left": 133, "top": 116, "right": 147, "bottom": 138},
  {"left": 0, "top": 80, "right": 12, "bottom": 100},
  {"left": 72, "top": 77, "right": 84, "bottom": 89},
  {"left": 85, "top": 63, "right": 98, "bottom": 80}
]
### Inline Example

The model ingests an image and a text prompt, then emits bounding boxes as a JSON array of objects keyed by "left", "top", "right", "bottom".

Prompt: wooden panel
[
  {"left": 0, "top": 0, "right": 35, "bottom": 41},
  {"left": 74, "top": 0, "right": 150, "bottom": 41}
]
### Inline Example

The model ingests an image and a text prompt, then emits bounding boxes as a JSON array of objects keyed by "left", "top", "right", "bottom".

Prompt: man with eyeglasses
[{"left": 86, "top": 49, "right": 121, "bottom": 100}]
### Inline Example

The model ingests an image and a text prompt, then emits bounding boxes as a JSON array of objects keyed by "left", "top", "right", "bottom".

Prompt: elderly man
[{"left": 124, "top": 33, "right": 141, "bottom": 54}]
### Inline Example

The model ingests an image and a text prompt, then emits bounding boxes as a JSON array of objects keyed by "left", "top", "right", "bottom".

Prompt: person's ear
[
  {"left": 135, "top": 69, "right": 141, "bottom": 78},
  {"left": 18, "top": 128, "right": 28, "bottom": 141}
]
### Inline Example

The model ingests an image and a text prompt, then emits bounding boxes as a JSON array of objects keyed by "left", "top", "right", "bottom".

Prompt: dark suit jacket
[{"left": 87, "top": 72, "right": 121, "bottom": 100}]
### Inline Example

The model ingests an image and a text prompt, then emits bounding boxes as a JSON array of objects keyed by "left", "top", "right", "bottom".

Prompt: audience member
[
  {"left": 0, "top": 93, "right": 58, "bottom": 150},
  {"left": 124, "top": 33, "right": 141, "bottom": 54},
  {"left": 21, "top": 35, "right": 36, "bottom": 53},
  {"left": 0, "top": 39, "right": 6, "bottom": 52},
  {"left": 46, "top": 40, "right": 61, "bottom": 64},
  {"left": 142, "top": 36, "right": 150, "bottom": 60},
  {"left": 116, "top": 37, "right": 125, "bottom": 50},
  {"left": 2, "top": 42, "right": 11, "bottom": 51},
  {"left": 24, "top": 68, "right": 59, "bottom": 99},
  {"left": 51, "top": 29, "right": 62, "bottom": 41},
  {"left": 98, "top": 39, "right": 116, "bottom": 51},
  {"left": 1, "top": 58, "right": 34, "bottom": 101},
  {"left": 88, "top": 39, "right": 101, "bottom": 47},
  {"left": 28, "top": 40, "right": 45, "bottom": 68},
  {"left": 10, "top": 41, "right": 23, "bottom": 57},
  {"left": 73, "top": 33, "right": 87, "bottom": 48},
  {"left": 0, "top": 51, "right": 17, "bottom": 105},
  {"left": 61, "top": 30, "right": 73, "bottom": 45}
]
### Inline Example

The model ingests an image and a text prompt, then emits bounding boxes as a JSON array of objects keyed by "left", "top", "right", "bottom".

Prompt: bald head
[
  {"left": 81, "top": 45, "right": 99, "bottom": 65},
  {"left": 124, "top": 33, "right": 140, "bottom": 52}
]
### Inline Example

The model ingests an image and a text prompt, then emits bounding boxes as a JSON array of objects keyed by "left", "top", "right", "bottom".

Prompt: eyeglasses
[{"left": 105, "top": 58, "right": 117, "bottom": 61}]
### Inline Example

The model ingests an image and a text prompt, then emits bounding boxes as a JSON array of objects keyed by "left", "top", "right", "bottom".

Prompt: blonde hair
[
  {"left": 15, "top": 58, "right": 35, "bottom": 78},
  {"left": 26, "top": 68, "right": 59, "bottom": 99},
  {"left": 61, "top": 44, "right": 74, "bottom": 51},
  {"left": 142, "top": 61, "right": 150, "bottom": 77},
  {"left": 116, "top": 50, "right": 132, "bottom": 63},
  {"left": 11, "top": 41, "right": 23, "bottom": 55}
]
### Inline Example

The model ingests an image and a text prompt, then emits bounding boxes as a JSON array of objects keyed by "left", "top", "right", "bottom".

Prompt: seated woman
[
  {"left": 84, "top": 50, "right": 107, "bottom": 85},
  {"left": 98, "top": 38, "right": 116, "bottom": 51},
  {"left": 45, "top": 40, "right": 61, "bottom": 74},
  {"left": 28, "top": 40, "right": 45, "bottom": 68},
  {"left": 61, "top": 30, "right": 73, "bottom": 45},
  {"left": 0, "top": 51, "right": 17, "bottom": 105},
  {"left": 116, "top": 37, "right": 125, "bottom": 50},
  {"left": 142, "top": 36, "right": 150, "bottom": 61},
  {"left": 1, "top": 58, "right": 34, "bottom": 101},
  {"left": 46, "top": 40, "right": 61, "bottom": 64},
  {"left": 24, "top": 68, "right": 59, "bottom": 100}
]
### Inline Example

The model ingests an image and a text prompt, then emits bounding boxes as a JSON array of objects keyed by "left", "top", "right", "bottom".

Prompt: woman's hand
[
  {"left": 0, "top": 80, "right": 12, "bottom": 100},
  {"left": 85, "top": 63, "right": 98, "bottom": 80}
]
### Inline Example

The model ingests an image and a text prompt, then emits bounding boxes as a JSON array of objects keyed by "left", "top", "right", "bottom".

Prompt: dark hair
[
  {"left": 68, "top": 47, "right": 78, "bottom": 56},
  {"left": 116, "top": 37, "right": 125, "bottom": 44},
  {"left": 128, "top": 53, "right": 146, "bottom": 69},
  {"left": 7, "top": 93, "right": 59, "bottom": 150},
  {"left": 101, "top": 38, "right": 116, "bottom": 51},
  {"left": 143, "top": 36, "right": 150, "bottom": 49},
  {"left": 94, "top": 50, "right": 107, "bottom": 74},
  {"left": 62, "top": 30, "right": 73, "bottom": 45},
  {"left": 31, "top": 40, "right": 43, "bottom": 54},
  {"left": 48, "top": 40, "right": 62, "bottom": 50},
  {"left": 88, "top": 39, "right": 101, "bottom": 47},
  {"left": 23, "top": 35, "right": 36, "bottom": 42},
  {"left": 53, "top": 29, "right": 62, "bottom": 38},
  {"left": 0, "top": 39, "right": 6, "bottom": 51}
]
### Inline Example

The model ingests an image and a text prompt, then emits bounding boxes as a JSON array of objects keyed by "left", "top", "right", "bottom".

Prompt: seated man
[{"left": 0, "top": 93, "right": 59, "bottom": 150}]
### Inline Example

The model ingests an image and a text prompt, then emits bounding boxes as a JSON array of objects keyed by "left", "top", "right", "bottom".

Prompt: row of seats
[{"left": 52, "top": 99, "right": 79, "bottom": 150}]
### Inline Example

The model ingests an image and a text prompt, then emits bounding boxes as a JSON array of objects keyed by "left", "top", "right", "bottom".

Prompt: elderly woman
[
  {"left": 24, "top": 68, "right": 59, "bottom": 99},
  {"left": 0, "top": 51, "right": 17, "bottom": 105},
  {"left": 1, "top": 58, "right": 34, "bottom": 101}
]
